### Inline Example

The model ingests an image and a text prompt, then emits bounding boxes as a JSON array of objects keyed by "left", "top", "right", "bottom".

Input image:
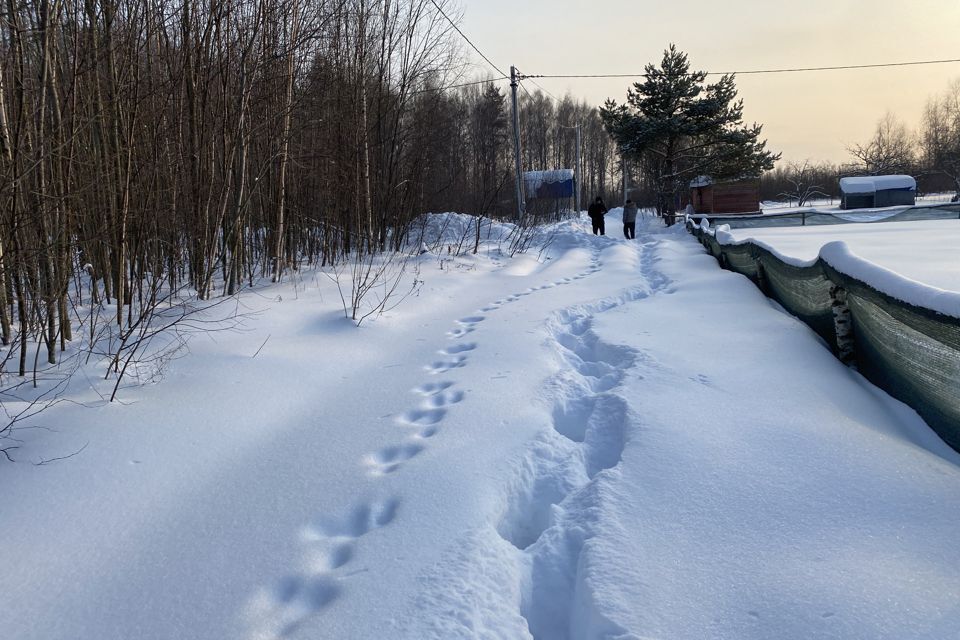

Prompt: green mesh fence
[
  {"left": 756, "top": 247, "right": 836, "bottom": 345},
  {"left": 823, "top": 263, "right": 960, "bottom": 451},
  {"left": 691, "top": 203, "right": 960, "bottom": 229},
  {"left": 688, "top": 220, "right": 960, "bottom": 452}
]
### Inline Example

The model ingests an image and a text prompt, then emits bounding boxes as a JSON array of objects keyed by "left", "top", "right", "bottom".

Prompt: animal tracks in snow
[
  {"left": 303, "top": 498, "right": 400, "bottom": 539},
  {"left": 397, "top": 407, "right": 446, "bottom": 428},
  {"left": 245, "top": 242, "right": 657, "bottom": 639},
  {"left": 441, "top": 342, "right": 476, "bottom": 355},
  {"left": 412, "top": 381, "right": 454, "bottom": 396},
  {"left": 366, "top": 443, "right": 425, "bottom": 475},
  {"left": 446, "top": 326, "right": 474, "bottom": 338},
  {"left": 424, "top": 355, "right": 467, "bottom": 375},
  {"left": 424, "top": 388, "right": 465, "bottom": 408},
  {"left": 245, "top": 498, "right": 399, "bottom": 640}
]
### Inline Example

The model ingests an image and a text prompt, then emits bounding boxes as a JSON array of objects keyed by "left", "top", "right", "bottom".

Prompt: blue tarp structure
[{"left": 524, "top": 169, "right": 574, "bottom": 199}]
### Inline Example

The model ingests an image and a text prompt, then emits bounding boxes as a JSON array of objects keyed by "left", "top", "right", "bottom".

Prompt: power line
[
  {"left": 520, "top": 71, "right": 561, "bottom": 102},
  {"left": 521, "top": 57, "right": 960, "bottom": 80},
  {"left": 427, "top": 0, "right": 509, "bottom": 79},
  {"left": 410, "top": 76, "right": 508, "bottom": 95}
]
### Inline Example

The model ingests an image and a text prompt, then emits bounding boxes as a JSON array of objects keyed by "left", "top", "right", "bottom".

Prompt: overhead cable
[
  {"left": 410, "top": 76, "right": 509, "bottom": 95},
  {"left": 427, "top": 0, "right": 509, "bottom": 79},
  {"left": 520, "top": 57, "right": 960, "bottom": 80}
]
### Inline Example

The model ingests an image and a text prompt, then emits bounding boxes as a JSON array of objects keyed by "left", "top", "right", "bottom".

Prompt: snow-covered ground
[
  {"left": 724, "top": 219, "right": 960, "bottom": 293},
  {"left": 761, "top": 192, "right": 956, "bottom": 213},
  {"left": 3, "top": 211, "right": 960, "bottom": 640}
]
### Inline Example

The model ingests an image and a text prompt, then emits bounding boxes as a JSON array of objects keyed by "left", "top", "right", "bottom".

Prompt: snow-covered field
[
  {"left": 3, "top": 212, "right": 960, "bottom": 640},
  {"left": 761, "top": 192, "right": 957, "bottom": 213},
  {"left": 724, "top": 219, "right": 960, "bottom": 293}
]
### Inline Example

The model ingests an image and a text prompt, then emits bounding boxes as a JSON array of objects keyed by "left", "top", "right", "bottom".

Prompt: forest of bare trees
[{"left": 0, "top": 0, "right": 626, "bottom": 408}]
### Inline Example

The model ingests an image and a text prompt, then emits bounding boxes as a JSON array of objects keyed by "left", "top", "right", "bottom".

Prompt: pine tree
[{"left": 600, "top": 44, "right": 779, "bottom": 218}]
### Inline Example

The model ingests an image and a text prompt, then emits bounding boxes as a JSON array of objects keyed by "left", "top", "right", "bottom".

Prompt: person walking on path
[
  {"left": 622, "top": 199, "right": 638, "bottom": 239},
  {"left": 588, "top": 197, "right": 608, "bottom": 235}
]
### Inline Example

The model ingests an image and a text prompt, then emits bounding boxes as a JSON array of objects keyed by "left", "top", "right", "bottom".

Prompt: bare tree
[
  {"left": 776, "top": 160, "right": 831, "bottom": 207},
  {"left": 920, "top": 79, "right": 960, "bottom": 196},
  {"left": 847, "top": 111, "right": 916, "bottom": 176}
]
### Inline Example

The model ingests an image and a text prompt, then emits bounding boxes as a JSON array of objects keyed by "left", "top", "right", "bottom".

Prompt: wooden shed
[{"left": 689, "top": 176, "right": 760, "bottom": 214}]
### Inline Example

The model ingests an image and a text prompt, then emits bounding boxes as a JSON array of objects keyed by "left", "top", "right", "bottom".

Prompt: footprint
[
  {"left": 251, "top": 576, "right": 340, "bottom": 638},
  {"left": 447, "top": 326, "right": 474, "bottom": 338},
  {"left": 441, "top": 342, "right": 476, "bottom": 355},
  {"left": 398, "top": 407, "right": 446, "bottom": 426},
  {"left": 425, "top": 389, "right": 464, "bottom": 408},
  {"left": 425, "top": 355, "right": 467, "bottom": 374},
  {"left": 304, "top": 542, "right": 354, "bottom": 572},
  {"left": 366, "top": 442, "right": 424, "bottom": 475},
  {"left": 412, "top": 381, "right": 454, "bottom": 396},
  {"left": 247, "top": 498, "right": 399, "bottom": 638},
  {"left": 305, "top": 498, "right": 400, "bottom": 539},
  {"left": 417, "top": 425, "right": 439, "bottom": 438},
  {"left": 457, "top": 315, "right": 485, "bottom": 325},
  {"left": 568, "top": 319, "right": 590, "bottom": 336}
]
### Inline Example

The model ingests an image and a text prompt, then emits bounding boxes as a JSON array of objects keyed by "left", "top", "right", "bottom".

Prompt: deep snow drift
[
  {"left": 725, "top": 218, "right": 960, "bottom": 293},
  {"left": 2, "top": 211, "right": 959, "bottom": 640}
]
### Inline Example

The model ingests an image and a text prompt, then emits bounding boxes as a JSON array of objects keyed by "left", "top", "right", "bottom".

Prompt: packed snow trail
[
  {"left": 1, "top": 213, "right": 959, "bottom": 640},
  {"left": 401, "top": 219, "right": 960, "bottom": 640}
]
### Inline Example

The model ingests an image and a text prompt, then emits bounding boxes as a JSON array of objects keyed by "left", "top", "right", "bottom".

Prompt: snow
[
  {"left": 523, "top": 170, "right": 575, "bottom": 199},
  {"left": 523, "top": 169, "right": 574, "bottom": 184},
  {"left": 718, "top": 219, "right": 960, "bottom": 313},
  {"left": 840, "top": 175, "right": 916, "bottom": 194},
  {"left": 819, "top": 241, "right": 960, "bottom": 317},
  {"left": 3, "top": 211, "right": 960, "bottom": 640}
]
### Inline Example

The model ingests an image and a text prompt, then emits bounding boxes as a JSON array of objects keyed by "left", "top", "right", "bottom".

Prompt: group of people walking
[{"left": 587, "top": 196, "right": 639, "bottom": 239}]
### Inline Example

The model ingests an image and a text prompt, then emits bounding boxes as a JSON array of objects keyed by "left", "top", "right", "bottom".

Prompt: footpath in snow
[{"left": 2, "top": 213, "right": 959, "bottom": 640}]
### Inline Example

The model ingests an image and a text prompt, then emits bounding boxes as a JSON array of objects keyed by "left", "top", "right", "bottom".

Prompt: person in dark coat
[
  {"left": 622, "top": 199, "right": 638, "bottom": 239},
  {"left": 587, "top": 197, "right": 608, "bottom": 235}
]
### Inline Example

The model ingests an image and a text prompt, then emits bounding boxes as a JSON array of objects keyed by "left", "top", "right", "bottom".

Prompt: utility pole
[
  {"left": 622, "top": 155, "right": 628, "bottom": 205},
  {"left": 559, "top": 122, "right": 582, "bottom": 215},
  {"left": 509, "top": 66, "right": 525, "bottom": 222},
  {"left": 575, "top": 123, "right": 582, "bottom": 214}
]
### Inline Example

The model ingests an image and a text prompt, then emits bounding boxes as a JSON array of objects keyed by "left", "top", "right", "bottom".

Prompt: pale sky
[{"left": 458, "top": 0, "right": 960, "bottom": 164}]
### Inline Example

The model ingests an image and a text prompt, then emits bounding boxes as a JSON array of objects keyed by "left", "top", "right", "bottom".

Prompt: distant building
[
  {"left": 839, "top": 175, "right": 916, "bottom": 209},
  {"left": 523, "top": 169, "right": 574, "bottom": 200},
  {"left": 688, "top": 176, "right": 760, "bottom": 215}
]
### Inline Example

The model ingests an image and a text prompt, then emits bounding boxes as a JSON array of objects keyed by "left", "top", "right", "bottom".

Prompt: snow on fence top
[
  {"left": 699, "top": 218, "right": 960, "bottom": 319},
  {"left": 840, "top": 175, "right": 916, "bottom": 194},
  {"left": 523, "top": 169, "right": 574, "bottom": 199}
]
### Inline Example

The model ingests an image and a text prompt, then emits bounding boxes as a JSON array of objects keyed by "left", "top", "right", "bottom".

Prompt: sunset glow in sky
[{"left": 459, "top": 0, "right": 960, "bottom": 164}]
